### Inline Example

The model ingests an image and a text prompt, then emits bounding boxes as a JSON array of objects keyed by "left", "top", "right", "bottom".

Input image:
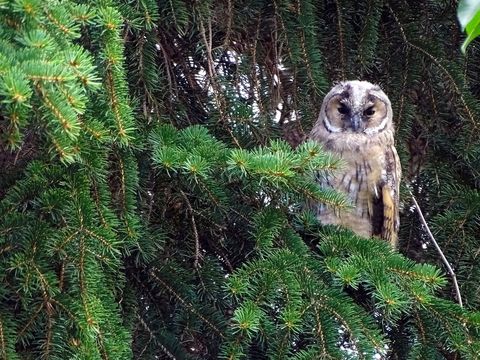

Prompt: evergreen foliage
[{"left": 0, "top": 0, "right": 480, "bottom": 359}]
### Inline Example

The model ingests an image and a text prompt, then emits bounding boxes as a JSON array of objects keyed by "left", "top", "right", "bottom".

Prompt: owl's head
[{"left": 319, "top": 80, "right": 393, "bottom": 135}]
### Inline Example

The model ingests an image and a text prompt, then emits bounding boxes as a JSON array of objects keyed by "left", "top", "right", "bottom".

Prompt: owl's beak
[{"left": 349, "top": 113, "right": 362, "bottom": 132}]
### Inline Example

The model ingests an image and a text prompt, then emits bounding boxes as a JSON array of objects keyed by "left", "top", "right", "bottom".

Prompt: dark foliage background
[{"left": 0, "top": 0, "right": 479, "bottom": 359}]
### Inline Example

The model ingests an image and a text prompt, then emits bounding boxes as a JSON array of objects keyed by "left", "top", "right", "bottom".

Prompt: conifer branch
[
  {"left": 50, "top": 299, "right": 78, "bottom": 323},
  {"left": 395, "top": 47, "right": 409, "bottom": 131},
  {"left": 18, "top": 303, "right": 44, "bottom": 338},
  {"left": 334, "top": 0, "right": 346, "bottom": 80},
  {"left": 414, "top": 310, "right": 426, "bottom": 342},
  {"left": 168, "top": 0, "right": 180, "bottom": 31},
  {"left": 149, "top": 269, "right": 225, "bottom": 338},
  {"left": 251, "top": 14, "right": 265, "bottom": 117},
  {"left": 389, "top": 6, "right": 478, "bottom": 134},
  {"left": 97, "top": 331, "right": 110, "bottom": 360},
  {"left": 1, "top": 1, "right": 479, "bottom": 357},
  {"left": 179, "top": 189, "right": 202, "bottom": 269},
  {"left": 45, "top": 310, "right": 53, "bottom": 358},
  {"left": 410, "top": 194, "right": 463, "bottom": 308},
  {"left": 221, "top": 0, "right": 233, "bottom": 50},
  {"left": 105, "top": 70, "right": 127, "bottom": 139},
  {"left": 199, "top": 18, "right": 241, "bottom": 148},
  {"left": 313, "top": 305, "right": 329, "bottom": 357},
  {"left": 296, "top": 0, "right": 315, "bottom": 98},
  {"left": 136, "top": 314, "right": 177, "bottom": 360},
  {"left": 90, "top": 181, "right": 108, "bottom": 227},
  {"left": 0, "top": 316, "right": 5, "bottom": 359}
]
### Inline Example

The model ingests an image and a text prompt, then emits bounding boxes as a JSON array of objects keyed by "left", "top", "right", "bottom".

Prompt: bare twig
[{"left": 410, "top": 193, "right": 463, "bottom": 307}]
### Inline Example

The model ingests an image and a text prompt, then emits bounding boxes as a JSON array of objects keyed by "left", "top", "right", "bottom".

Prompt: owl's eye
[
  {"left": 338, "top": 104, "right": 349, "bottom": 115},
  {"left": 364, "top": 107, "right": 375, "bottom": 117}
]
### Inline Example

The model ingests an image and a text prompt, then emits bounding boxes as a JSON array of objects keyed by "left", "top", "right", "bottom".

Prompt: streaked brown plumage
[{"left": 310, "top": 80, "right": 401, "bottom": 247}]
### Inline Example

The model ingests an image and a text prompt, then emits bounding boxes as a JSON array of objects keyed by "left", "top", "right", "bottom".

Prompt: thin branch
[{"left": 410, "top": 193, "right": 463, "bottom": 308}]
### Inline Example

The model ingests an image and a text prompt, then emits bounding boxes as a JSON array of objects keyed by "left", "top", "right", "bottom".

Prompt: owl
[{"left": 310, "top": 80, "right": 401, "bottom": 247}]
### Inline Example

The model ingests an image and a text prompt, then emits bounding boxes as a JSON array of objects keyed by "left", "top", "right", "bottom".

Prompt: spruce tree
[{"left": 0, "top": 0, "right": 479, "bottom": 359}]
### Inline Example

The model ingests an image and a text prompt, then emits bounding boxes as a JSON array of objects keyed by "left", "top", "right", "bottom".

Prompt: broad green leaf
[
  {"left": 458, "top": 0, "right": 480, "bottom": 52},
  {"left": 458, "top": 0, "right": 480, "bottom": 29}
]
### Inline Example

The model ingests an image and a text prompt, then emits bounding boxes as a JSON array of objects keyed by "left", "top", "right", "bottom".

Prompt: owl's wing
[{"left": 380, "top": 145, "right": 401, "bottom": 247}]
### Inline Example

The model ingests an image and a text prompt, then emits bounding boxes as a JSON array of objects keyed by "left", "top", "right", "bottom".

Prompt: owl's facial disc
[{"left": 323, "top": 83, "right": 390, "bottom": 134}]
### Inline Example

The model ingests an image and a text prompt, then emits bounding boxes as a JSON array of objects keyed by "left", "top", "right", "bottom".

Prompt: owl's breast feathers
[{"left": 313, "top": 130, "right": 400, "bottom": 247}]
